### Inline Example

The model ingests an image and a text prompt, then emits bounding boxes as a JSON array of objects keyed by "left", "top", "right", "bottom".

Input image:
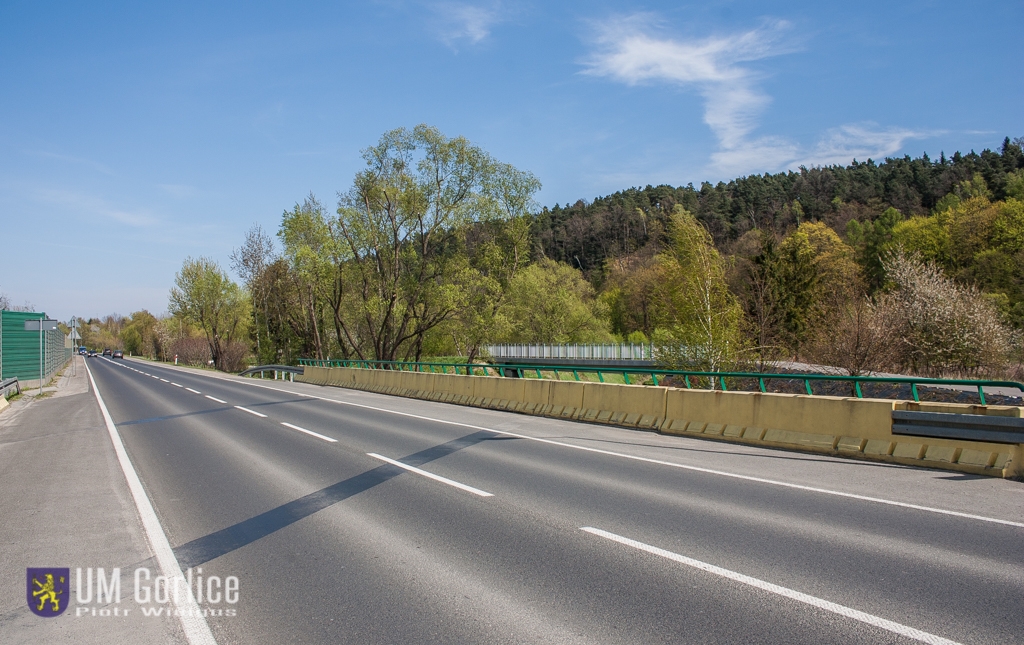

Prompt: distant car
[
  {"left": 112, "top": 350, "right": 124, "bottom": 359},
  {"left": 78, "top": 347, "right": 87, "bottom": 355},
  {"left": 88, "top": 350, "right": 97, "bottom": 357},
  {"left": 102, "top": 349, "right": 112, "bottom": 356}
]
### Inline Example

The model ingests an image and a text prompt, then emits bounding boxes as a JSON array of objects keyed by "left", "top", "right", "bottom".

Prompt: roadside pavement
[{"left": 0, "top": 355, "right": 182, "bottom": 643}]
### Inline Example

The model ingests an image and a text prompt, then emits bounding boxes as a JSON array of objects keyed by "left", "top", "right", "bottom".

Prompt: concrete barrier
[{"left": 296, "top": 366, "right": 1023, "bottom": 478}]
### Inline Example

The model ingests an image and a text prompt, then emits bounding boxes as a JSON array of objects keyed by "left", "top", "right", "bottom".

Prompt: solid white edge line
[
  {"left": 204, "top": 395, "right": 227, "bottom": 404},
  {"left": 84, "top": 360, "right": 218, "bottom": 645},
  {"left": 280, "top": 422, "right": 337, "bottom": 443},
  {"left": 186, "top": 388, "right": 201, "bottom": 394},
  {"left": 234, "top": 405, "right": 267, "bottom": 418},
  {"left": 580, "top": 527, "right": 961, "bottom": 645},
  {"left": 367, "top": 453, "right": 494, "bottom": 497},
  {"left": 139, "top": 363, "right": 1024, "bottom": 529}
]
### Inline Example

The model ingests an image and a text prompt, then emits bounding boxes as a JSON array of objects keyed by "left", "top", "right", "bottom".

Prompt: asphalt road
[{"left": 7, "top": 355, "right": 1023, "bottom": 644}]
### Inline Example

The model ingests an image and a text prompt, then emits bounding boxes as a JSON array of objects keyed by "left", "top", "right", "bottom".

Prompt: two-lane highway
[{"left": 83, "top": 356, "right": 1024, "bottom": 644}]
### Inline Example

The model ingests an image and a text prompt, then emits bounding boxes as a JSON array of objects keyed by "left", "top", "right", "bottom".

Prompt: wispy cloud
[
  {"left": 583, "top": 15, "right": 933, "bottom": 175},
  {"left": 584, "top": 15, "right": 795, "bottom": 156},
  {"left": 795, "top": 123, "right": 935, "bottom": 168},
  {"left": 430, "top": 2, "right": 504, "bottom": 47},
  {"left": 35, "top": 188, "right": 159, "bottom": 227}
]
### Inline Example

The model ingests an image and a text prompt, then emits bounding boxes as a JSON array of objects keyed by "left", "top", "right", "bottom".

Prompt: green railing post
[
  {"left": 623, "top": 372, "right": 631, "bottom": 385},
  {"left": 684, "top": 375, "right": 691, "bottom": 389},
  {"left": 572, "top": 369, "right": 580, "bottom": 381},
  {"left": 804, "top": 379, "right": 812, "bottom": 395},
  {"left": 651, "top": 372, "right": 658, "bottom": 386},
  {"left": 758, "top": 377, "right": 766, "bottom": 393},
  {"left": 855, "top": 380, "right": 863, "bottom": 398},
  {"left": 536, "top": 368, "right": 542, "bottom": 379},
  {"left": 978, "top": 385, "right": 986, "bottom": 406},
  {"left": 911, "top": 383, "right": 919, "bottom": 402},
  {"left": 598, "top": 371, "right": 605, "bottom": 383}
]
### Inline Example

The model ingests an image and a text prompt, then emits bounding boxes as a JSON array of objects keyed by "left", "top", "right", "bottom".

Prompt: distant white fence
[{"left": 483, "top": 344, "right": 653, "bottom": 361}]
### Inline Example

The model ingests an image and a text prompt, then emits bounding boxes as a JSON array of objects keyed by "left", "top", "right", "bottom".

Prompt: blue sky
[{"left": 1, "top": 1, "right": 1021, "bottom": 322}]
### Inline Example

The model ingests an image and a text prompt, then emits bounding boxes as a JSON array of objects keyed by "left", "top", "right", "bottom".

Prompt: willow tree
[
  {"left": 330, "top": 124, "right": 540, "bottom": 361},
  {"left": 168, "top": 257, "right": 251, "bottom": 370}
]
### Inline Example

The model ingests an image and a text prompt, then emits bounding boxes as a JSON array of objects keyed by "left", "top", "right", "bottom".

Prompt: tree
[
  {"left": 504, "top": 259, "right": 612, "bottom": 343},
  {"left": 846, "top": 207, "right": 902, "bottom": 291},
  {"left": 231, "top": 224, "right": 278, "bottom": 363},
  {"left": 655, "top": 206, "right": 744, "bottom": 375},
  {"left": 330, "top": 124, "right": 540, "bottom": 361},
  {"left": 121, "top": 310, "right": 159, "bottom": 357},
  {"left": 168, "top": 257, "right": 251, "bottom": 371},
  {"left": 774, "top": 222, "right": 862, "bottom": 355},
  {"left": 279, "top": 196, "right": 334, "bottom": 360},
  {"left": 601, "top": 244, "right": 668, "bottom": 340}
]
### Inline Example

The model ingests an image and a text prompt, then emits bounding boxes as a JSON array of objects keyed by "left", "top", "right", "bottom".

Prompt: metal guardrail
[
  {"left": 297, "top": 358, "right": 1024, "bottom": 405},
  {"left": 238, "top": 365, "right": 304, "bottom": 381},
  {"left": 892, "top": 410, "right": 1024, "bottom": 444},
  {"left": 0, "top": 377, "right": 20, "bottom": 399}
]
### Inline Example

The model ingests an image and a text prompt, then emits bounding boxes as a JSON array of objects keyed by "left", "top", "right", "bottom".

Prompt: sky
[{"left": 1, "top": 0, "right": 1021, "bottom": 322}]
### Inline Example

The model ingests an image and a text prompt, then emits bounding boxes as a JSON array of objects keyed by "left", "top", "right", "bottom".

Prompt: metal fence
[
  {"left": 0, "top": 310, "right": 72, "bottom": 384},
  {"left": 483, "top": 344, "right": 653, "bottom": 361},
  {"left": 298, "top": 357, "right": 1024, "bottom": 405}
]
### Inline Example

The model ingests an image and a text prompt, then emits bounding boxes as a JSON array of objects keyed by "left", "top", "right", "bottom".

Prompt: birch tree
[{"left": 655, "top": 206, "right": 743, "bottom": 378}]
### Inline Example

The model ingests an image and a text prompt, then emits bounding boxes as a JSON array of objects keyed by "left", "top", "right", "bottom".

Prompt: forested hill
[{"left": 534, "top": 137, "right": 1024, "bottom": 283}]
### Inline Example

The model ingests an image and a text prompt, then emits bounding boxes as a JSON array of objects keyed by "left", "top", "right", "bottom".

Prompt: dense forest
[{"left": 104, "top": 130, "right": 1024, "bottom": 379}]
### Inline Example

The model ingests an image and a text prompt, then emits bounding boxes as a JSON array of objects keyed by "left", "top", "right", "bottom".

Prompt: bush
[
  {"left": 168, "top": 337, "right": 211, "bottom": 366},
  {"left": 878, "top": 251, "right": 1015, "bottom": 376}
]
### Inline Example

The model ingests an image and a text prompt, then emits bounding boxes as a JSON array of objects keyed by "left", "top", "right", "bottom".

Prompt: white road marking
[
  {"left": 160, "top": 378, "right": 169, "bottom": 383},
  {"left": 83, "top": 362, "right": 218, "bottom": 645},
  {"left": 152, "top": 367, "right": 1024, "bottom": 530},
  {"left": 280, "top": 422, "right": 337, "bottom": 443},
  {"left": 234, "top": 405, "right": 267, "bottom": 418},
  {"left": 581, "top": 527, "right": 961, "bottom": 645},
  {"left": 368, "top": 453, "right": 493, "bottom": 497},
  {"left": 172, "top": 383, "right": 183, "bottom": 387},
  {"left": 151, "top": 376, "right": 159, "bottom": 379},
  {"left": 205, "top": 395, "right": 227, "bottom": 404},
  {"left": 186, "top": 388, "right": 201, "bottom": 394}
]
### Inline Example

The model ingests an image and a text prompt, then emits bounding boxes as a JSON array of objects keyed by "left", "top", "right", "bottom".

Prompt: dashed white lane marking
[
  {"left": 204, "top": 395, "right": 227, "bottom": 404},
  {"left": 234, "top": 405, "right": 267, "bottom": 418},
  {"left": 186, "top": 388, "right": 201, "bottom": 394},
  {"left": 581, "top": 527, "right": 961, "bottom": 645},
  {"left": 368, "top": 453, "right": 493, "bottom": 497},
  {"left": 160, "top": 378, "right": 169, "bottom": 383},
  {"left": 210, "top": 380, "right": 1024, "bottom": 529},
  {"left": 83, "top": 362, "right": 218, "bottom": 645},
  {"left": 150, "top": 366, "right": 1024, "bottom": 530},
  {"left": 280, "top": 422, "right": 337, "bottom": 443},
  {"left": 172, "top": 383, "right": 183, "bottom": 387}
]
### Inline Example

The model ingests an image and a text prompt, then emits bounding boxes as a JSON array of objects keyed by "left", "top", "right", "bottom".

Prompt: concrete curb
[{"left": 297, "top": 366, "right": 1023, "bottom": 479}]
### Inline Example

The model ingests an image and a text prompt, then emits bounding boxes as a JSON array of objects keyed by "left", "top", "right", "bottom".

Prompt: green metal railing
[{"left": 297, "top": 358, "right": 1024, "bottom": 405}]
